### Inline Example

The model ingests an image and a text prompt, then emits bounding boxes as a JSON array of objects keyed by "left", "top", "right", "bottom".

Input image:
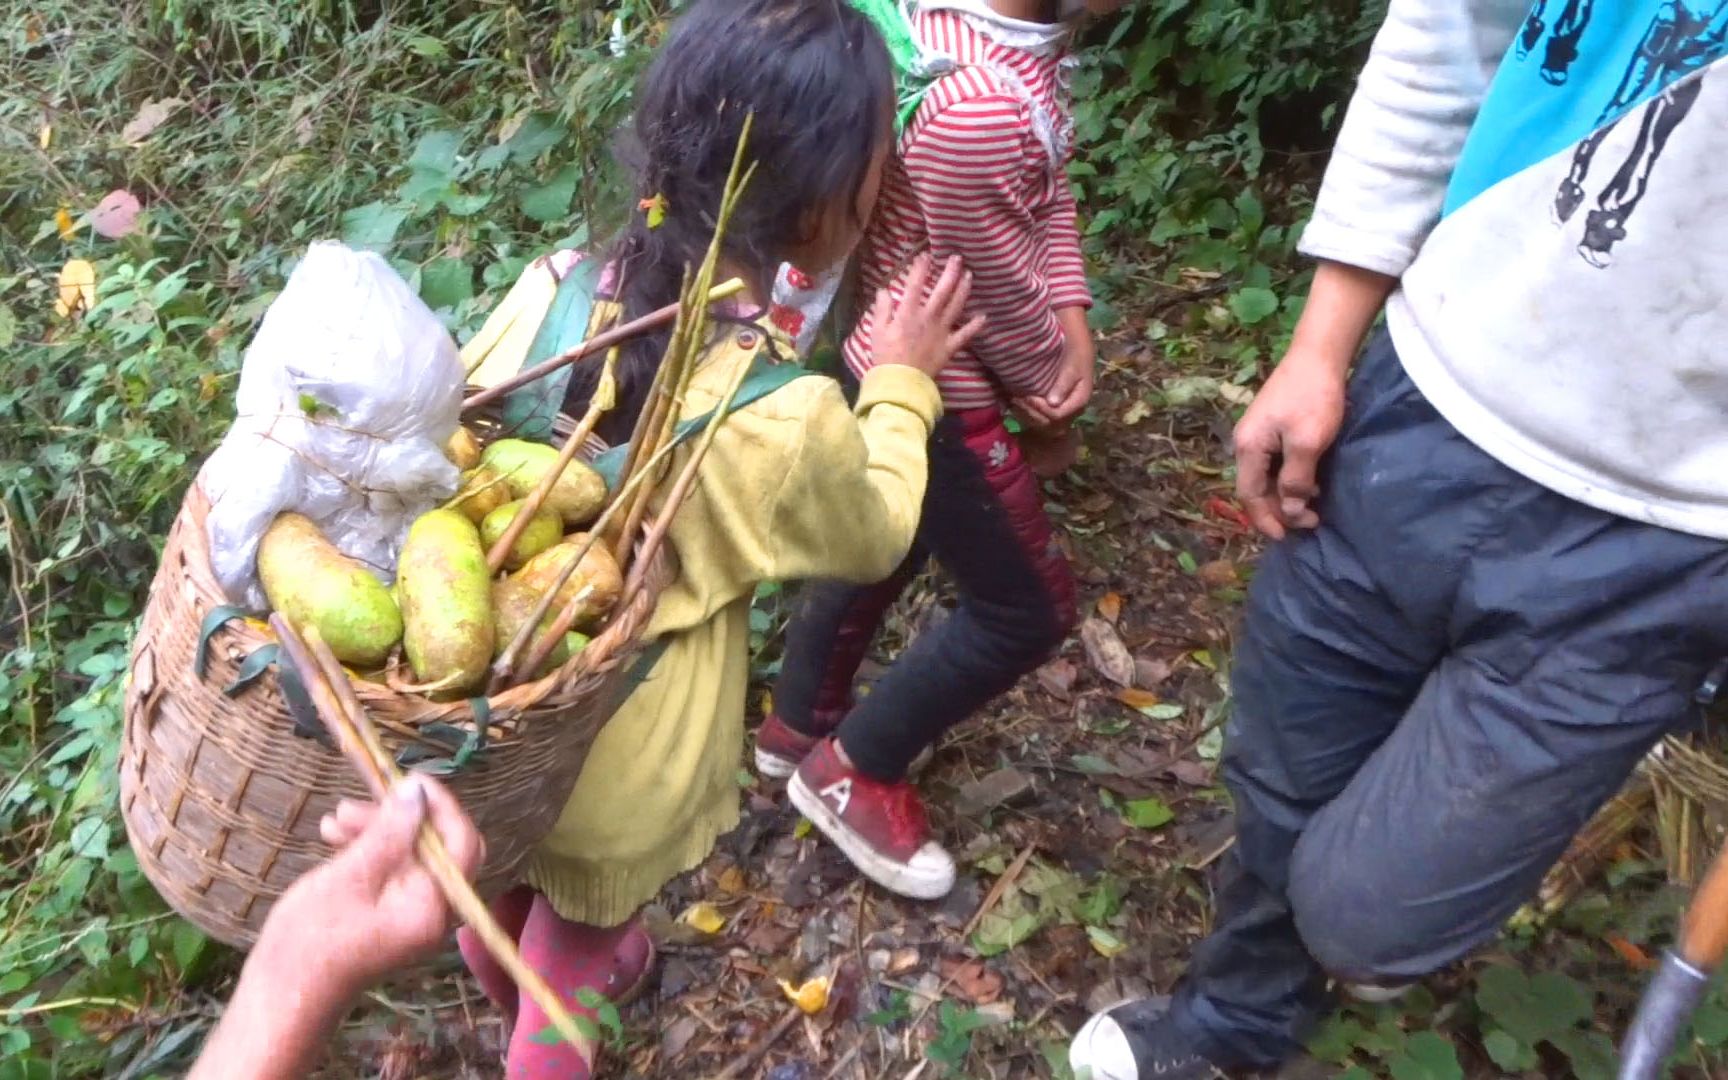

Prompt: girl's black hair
[{"left": 566, "top": 0, "right": 894, "bottom": 446}]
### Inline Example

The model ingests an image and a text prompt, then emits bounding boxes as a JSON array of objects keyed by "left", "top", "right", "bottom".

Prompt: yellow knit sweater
[{"left": 464, "top": 269, "right": 940, "bottom": 924}]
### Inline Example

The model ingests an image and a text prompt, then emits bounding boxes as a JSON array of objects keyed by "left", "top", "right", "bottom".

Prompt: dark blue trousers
[{"left": 1174, "top": 331, "right": 1728, "bottom": 1068}]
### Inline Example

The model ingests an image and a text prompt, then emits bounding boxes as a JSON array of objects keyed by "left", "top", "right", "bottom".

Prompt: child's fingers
[
  {"left": 938, "top": 267, "right": 973, "bottom": 328},
  {"left": 869, "top": 284, "right": 894, "bottom": 332},
  {"left": 947, "top": 314, "right": 987, "bottom": 356},
  {"left": 924, "top": 255, "right": 964, "bottom": 317},
  {"left": 895, "top": 253, "right": 933, "bottom": 312}
]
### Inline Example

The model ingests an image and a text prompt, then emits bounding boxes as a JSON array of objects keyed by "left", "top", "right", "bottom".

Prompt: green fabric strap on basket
[
  {"left": 223, "top": 644, "right": 279, "bottom": 698},
  {"left": 849, "top": 0, "right": 931, "bottom": 131},
  {"left": 589, "top": 352, "right": 813, "bottom": 489},
  {"left": 503, "top": 257, "right": 603, "bottom": 442},
  {"left": 193, "top": 604, "right": 247, "bottom": 679}
]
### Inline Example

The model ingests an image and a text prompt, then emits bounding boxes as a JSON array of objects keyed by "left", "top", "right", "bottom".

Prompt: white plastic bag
[{"left": 203, "top": 241, "right": 465, "bottom": 610}]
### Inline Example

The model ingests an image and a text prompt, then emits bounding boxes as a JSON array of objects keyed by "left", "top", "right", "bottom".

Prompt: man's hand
[
  {"left": 275, "top": 775, "right": 484, "bottom": 996},
  {"left": 189, "top": 776, "right": 483, "bottom": 1080},
  {"left": 1017, "top": 306, "right": 1094, "bottom": 427},
  {"left": 1232, "top": 261, "right": 1397, "bottom": 539},
  {"left": 1232, "top": 350, "right": 1348, "bottom": 538}
]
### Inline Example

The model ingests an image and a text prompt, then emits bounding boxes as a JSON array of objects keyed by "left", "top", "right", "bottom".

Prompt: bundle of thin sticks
[
  {"left": 471, "top": 117, "right": 760, "bottom": 693},
  {"left": 270, "top": 614, "right": 594, "bottom": 1053}
]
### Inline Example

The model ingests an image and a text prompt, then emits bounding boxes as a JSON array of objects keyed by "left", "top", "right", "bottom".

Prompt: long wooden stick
[
  {"left": 268, "top": 616, "right": 593, "bottom": 1056},
  {"left": 461, "top": 279, "right": 745, "bottom": 414},
  {"left": 483, "top": 347, "right": 619, "bottom": 574}
]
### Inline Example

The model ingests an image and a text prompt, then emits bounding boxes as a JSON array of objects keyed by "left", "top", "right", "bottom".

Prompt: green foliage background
[{"left": 22, "top": 3, "right": 1705, "bottom": 1078}]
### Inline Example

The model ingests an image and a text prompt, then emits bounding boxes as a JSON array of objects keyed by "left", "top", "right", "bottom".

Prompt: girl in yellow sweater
[{"left": 457, "top": 1, "right": 982, "bottom": 1074}]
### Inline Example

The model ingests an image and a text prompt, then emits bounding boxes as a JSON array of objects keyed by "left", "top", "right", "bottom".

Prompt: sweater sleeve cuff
[
  {"left": 856, "top": 365, "right": 944, "bottom": 429},
  {"left": 1297, "top": 214, "right": 1422, "bottom": 279}
]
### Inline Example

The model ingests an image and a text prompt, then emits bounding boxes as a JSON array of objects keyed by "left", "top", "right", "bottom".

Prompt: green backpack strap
[
  {"left": 590, "top": 350, "right": 813, "bottom": 489},
  {"left": 848, "top": 0, "right": 933, "bottom": 131},
  {"left": 502, "top": 257, "right": 603, "bottom": 442}
]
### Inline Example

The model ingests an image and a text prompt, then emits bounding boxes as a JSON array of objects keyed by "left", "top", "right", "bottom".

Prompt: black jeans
[
  {"left": 1174, "top": 331, "right": 1728, "bottom": 1068},
  {"left": 774, "top": 403, "right": 1077, "bottom": 780}
]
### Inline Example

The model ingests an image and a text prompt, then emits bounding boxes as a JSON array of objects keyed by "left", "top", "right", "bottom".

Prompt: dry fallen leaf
[
  {"left": 90, "top": 189, "right": 142, "bottom": 239},
  {"left": 1080, "top": 617, "right": 1135, "bottom": 688},
  {"left": 678, "top": 902, "right": 726, "bottom": 936},
  {"left": 940, "top": 958, "right": 1004, "bottom": 1005},
  {"left": 39, "top": 122, "right": 52, "bottom": 149},
  {"left": 1166, "top": 760, "right": 1214, "bottom": 787},
  {"left": 55, "top": 259, "right": 96, "bottom": 318},
  {"left": 1605, "top": 933, "right": 1654, "bottom": 971},
  {"left": 1036, "top": 658, "right": 1078, "bottom": 698},
  {"left": 1196, "top": 559, "right": 1239, "bottom": 587},
  {"left": 54, "top": 206, "right": 76, "bottom": 240},
  {"left": 716, "top": 865, "right": 747, "bottom": 894},
  {"left": 1122, "top": 399, "right": 1150, "bottom": 425},
  {"left": 1096, "top": 591, "right": 1123, "bottom": 624},
  {"left": 888, "top": 947, "right": 921, "bottom": 975},
  {"left": 777, "top": 974, "right": 831, "bottom": 1014},
  {"left": 1113, "top": 687, "right": 1161, "bottom": 712},
  {"left": 1134, "top": 656, "right": 1173, "bottom": 689},
  {"left": 121, "top": 98, "right": 185, "bottom": 145}
]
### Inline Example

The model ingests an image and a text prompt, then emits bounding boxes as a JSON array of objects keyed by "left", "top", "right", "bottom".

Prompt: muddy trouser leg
[
  {"left": 1172, "top": 330, "right": 1728, "bottom": 1069},
  {"left": 832, "top": 406, "right": 1078, "bottom": 780},
  {"left": 775, "top": 554, "right": 926, "bottom": 735}
]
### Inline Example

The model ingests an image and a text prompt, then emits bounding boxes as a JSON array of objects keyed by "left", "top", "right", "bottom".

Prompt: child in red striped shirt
[{"left": 761, "top": 0, "right": 1124, "bottom": 899}]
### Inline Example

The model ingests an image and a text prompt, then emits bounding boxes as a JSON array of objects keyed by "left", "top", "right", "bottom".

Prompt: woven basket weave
[{"left": 120, "top": 438, "right": 672, "bottom": 948}]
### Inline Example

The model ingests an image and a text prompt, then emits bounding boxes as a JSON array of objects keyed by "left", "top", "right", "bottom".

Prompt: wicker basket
[{"left": 120, "top": 439, "right": 673, "bottom": 948}]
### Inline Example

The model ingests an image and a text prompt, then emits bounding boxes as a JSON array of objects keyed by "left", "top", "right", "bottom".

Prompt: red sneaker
[
  {"left": 756, "top": 714, "right": 935, "bottom": 781},
  {"left": 755, "top": 713, "right": 821, "bottom": 780},
  {"left": 788, "top": 739, "right": 955, "bottom": 899}
]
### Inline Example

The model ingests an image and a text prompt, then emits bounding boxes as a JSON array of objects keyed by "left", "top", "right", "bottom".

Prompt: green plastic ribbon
[
  {"left": 223, "top": 644, "right": 279, "bottom": 698},
  {"left": 193, "top": 604, "right": 247, "bottom": 679}
]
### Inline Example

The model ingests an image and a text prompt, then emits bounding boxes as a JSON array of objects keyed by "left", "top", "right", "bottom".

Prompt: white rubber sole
[
  {"left": 754, "top": 744, "right": 799, "bottom": 781},
  {"left": 1069, "top": 1011, "right": 1141, "bottom": 1080},
  {"left": 755, "top": 742, "right": 934, "bottom": 783},
  {"left": 787, "top": 772, "right": 955, "bottom": 900}
]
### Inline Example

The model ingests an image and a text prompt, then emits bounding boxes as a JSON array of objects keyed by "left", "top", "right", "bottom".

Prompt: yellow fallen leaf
[
  {"left": 1087, "top": 926, "right": 1129, "bottom": 958},
  {"left": 54, "top": 206, "right": 76, "bottom": 240},
  {"left": 777, "top": 975, "right": 830, "bottom": 1015},
  {"left": 1113, "top": 687, "right": 1161, "bottom": 712},
  {"left": 716, "top": 866, "right": 747, "bottom": 894},
  {"left": 678, "top": 902, "right": 726, "bottom": 936},
  {"left": 39, "top": 122, "right": 52, "bottom": 149},
  {"left": 793, "top": 817, "right": 813, "bottom": 840},
  {"left": 55, "top": 259, "right": 96, "bottom": 319}
]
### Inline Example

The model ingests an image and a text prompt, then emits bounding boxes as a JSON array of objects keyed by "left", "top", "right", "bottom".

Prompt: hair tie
[{"left": 638, "top": 193, "right": 669, "bottom": 229}]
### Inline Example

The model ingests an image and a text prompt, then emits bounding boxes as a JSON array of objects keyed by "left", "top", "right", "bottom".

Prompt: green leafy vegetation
[{"left": 18, "top": 1, "right": 1712, "bottom": 1077}]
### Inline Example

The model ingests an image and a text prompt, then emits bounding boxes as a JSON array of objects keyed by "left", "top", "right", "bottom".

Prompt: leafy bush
[{"left": 0, "top": 0, "right": 1389, "bottom": 1073}]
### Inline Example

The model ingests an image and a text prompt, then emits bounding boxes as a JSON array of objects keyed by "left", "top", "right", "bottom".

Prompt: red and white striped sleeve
[
  {"left": 900, "top": 92, "right": 1068, "bottom": 400},
  {"left": 1043, "top": 180, "right": 1092, "bottom": 311}
]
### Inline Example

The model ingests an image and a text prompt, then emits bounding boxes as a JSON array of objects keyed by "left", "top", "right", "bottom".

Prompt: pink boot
[
  {"left": 459, "top": 885, "right": 535, "bottom": 1027},
  {"left": 505, "top": 894, "right": 655, "bottom": 1079}
]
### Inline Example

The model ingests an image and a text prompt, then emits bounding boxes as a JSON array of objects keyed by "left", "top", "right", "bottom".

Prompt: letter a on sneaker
[{"left": 788, "top": 738, "right": 955, "bottom": 900}]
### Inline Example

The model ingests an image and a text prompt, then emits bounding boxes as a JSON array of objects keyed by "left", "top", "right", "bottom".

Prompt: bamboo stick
[
  {"left": 485, "top": 432, "right": 690, "bottom": 689},
  {"left": 268, "top": 615, "right": 593, "bottom": 1056},
  {"left": 460, "top": 279, "right": 745, "bottom": 414},
  {"left": 483, "top": 347, "right": 620, "bottom": 574},
  {"left": 611, "top": 121, "right": 758, "bottom": 567}
]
